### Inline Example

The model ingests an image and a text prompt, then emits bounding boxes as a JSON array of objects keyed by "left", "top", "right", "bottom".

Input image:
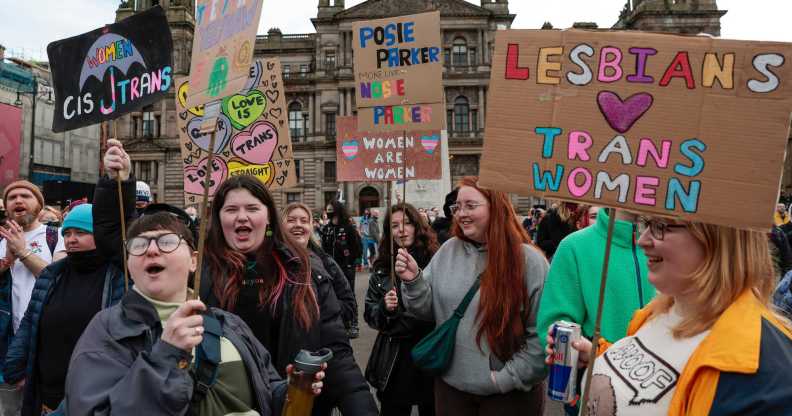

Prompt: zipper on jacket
[{"left": 632, "top": 224, "right": 645, "bottom": 308}]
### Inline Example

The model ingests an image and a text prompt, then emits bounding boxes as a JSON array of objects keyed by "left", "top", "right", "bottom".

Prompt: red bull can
[{"left": 548, "top": 321, "right": 581, "bottom": 403}]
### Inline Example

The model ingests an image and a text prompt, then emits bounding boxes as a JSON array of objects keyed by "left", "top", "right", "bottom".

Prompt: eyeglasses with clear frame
[
  {"left": 126, "top": 233, "right": 187, "bottom": 256},
  {"left": 449, "top": 201, "right": 487, "bottom": 216},
  {"left": 638, "top": 217, "right": 687, "bottom": 241}
]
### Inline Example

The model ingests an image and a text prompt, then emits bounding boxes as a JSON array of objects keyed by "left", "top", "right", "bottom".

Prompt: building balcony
[{"left": 283, "top": 72, "right": 313, "bottom": 83}]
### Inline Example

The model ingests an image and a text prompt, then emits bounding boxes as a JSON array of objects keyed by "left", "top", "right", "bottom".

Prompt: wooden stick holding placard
[
  {"left": 388, "top": 181, "right": 397, "bottom": 287},
  {"left": 401, "top": 130, "right": 408, "bottom": 234},
  {"left": 190, "top": 101, "right": 221, "bottom": 301},
  {"left": 112, "top": 120, "right": 130, "bottom": 293},
  {"left": 578, "top": 209, "right": 618, "bottom": 416}
]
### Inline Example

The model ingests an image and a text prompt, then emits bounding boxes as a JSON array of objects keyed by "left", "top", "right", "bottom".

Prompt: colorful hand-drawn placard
[
  {"left": 186, "top": 0, "right": 264, "bottom": 109},
  {"left": 478, "top": 29, "right": 792, "bottom": 231},
  {"left": 352, "top": 11, "right": 444, "bottom": 132},
  {"left": 47, "top": 6, "right": 173, "bottom": 133},
  {"left": 177, "top": 59, "right": 296, "bottom": 205},
  {"left": 335, "top": 116, "right": 441, "bottom": 181}
]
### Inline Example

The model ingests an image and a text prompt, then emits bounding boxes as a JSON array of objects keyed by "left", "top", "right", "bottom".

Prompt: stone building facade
[{"left": 115, "top": 0, "right": 740, "bottom": 214}]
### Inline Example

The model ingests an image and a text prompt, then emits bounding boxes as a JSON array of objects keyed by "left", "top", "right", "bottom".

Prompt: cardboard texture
[
  {"left": 177, "top": 59, "right": 296, "bottom": 205},
  {"left": 479, "top": 29, "right": 792, "bottom": 231},
  {"left": 352, "top": 11, "right": 444, "bottom": 131},
  {"left": 186, "top": 0, "right": 263, "bottom": 108},
  {"left": 335, "top": 116, "right": 442, "bottom": 181},
  {"left": 47, "top": 6, "right": 173, "bottom": 133}
]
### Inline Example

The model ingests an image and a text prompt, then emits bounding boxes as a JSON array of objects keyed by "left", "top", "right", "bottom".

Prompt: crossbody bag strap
[{"left": 451, "top": 275, "right": 481, "bottom": 319}]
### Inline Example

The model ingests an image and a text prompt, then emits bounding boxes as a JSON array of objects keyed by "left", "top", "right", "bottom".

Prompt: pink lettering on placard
[
  {"left": 568, "top": 167, "right": 593, "bottom": 197},
  {"left": 637, "top": 139, "right": 671, "bottom": 168},
  {"left": 568, "top": 131, "right": 593, "bottom": 161},
  {"left": 635, "top": 176, "right": 660, "bottom": 205},
  {"left": 598, "top": 47, "right": 623, "bottom": 83}
]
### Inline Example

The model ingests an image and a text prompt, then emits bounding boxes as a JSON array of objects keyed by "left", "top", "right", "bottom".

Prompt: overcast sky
[{"left": 0, "top": 0, "right": 788, "bottom": 61}]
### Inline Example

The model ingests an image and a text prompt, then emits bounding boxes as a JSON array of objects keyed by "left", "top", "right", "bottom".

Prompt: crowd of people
[{"left": 0, "top": 139, "right": 790, "bottom": 416}]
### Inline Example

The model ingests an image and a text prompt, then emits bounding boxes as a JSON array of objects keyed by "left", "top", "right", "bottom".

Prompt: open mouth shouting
[{"left": 144, "top": 262, "right": 166, "bottom": 276}]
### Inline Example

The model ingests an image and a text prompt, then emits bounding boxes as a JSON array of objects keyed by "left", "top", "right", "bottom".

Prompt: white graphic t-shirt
[
  {"left": 585, "top": 306, "right": 710, "bottom": 416},
  {"left": 0, "top": 224, "right": 65, "bottom": 333}
]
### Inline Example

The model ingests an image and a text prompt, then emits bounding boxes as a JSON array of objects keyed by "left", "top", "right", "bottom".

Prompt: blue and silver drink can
[{"left": 547, "top": 321, "right": 581, "bottom": 403}]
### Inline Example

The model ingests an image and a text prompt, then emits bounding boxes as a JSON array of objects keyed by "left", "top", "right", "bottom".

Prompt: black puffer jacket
[
  {"left": 199, "top": 244, "right": 377, "bottom": 416},
  {"left": 309, "top": 244, "right": 357, "bottom": 327},
  {"left": 363, "top": 248, "right": 434, "bottom": 405}
]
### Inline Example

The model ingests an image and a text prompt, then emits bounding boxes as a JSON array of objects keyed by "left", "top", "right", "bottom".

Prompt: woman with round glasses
[
  {"left": 546, "top": 216, "right": 792, "bottom": 415},
  {"left": 63, "top": 140, "right": 324, "bottom": 415},
  {"left": 395, "top": 177, "right": 549, "bottom": 415},
  {"left": 200, "top": 176, "right": 377, "bottom": 415}
]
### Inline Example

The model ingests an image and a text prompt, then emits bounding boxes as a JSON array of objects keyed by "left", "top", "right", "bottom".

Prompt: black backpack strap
[
  {"left": 189, "top": 311, "right": 223, "bottom": 411},
  {"left": 45, "top": 225, "right": 58, "bottom": 256}
]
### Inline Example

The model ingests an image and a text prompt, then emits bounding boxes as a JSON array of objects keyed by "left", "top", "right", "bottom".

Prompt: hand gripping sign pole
[
  {"left": 190, "top": 101, "right": 222, "bottom": 301},
  {"left": 579, "top": 208, "right": 618, "bottom": 416},
  {"left": 112, "top": 120, "right": 130, "bottom": 293}
]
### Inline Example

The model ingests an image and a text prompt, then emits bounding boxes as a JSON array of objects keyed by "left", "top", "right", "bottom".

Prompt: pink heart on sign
[
  {"left": 231, "top": 121, "right": 279, "bottom": 164},
  {"left": 184, "top": 157, "right": 228, "bottom": 196},
  {"left": 596, "top": 91, "right": 653, "bottom": 134}
]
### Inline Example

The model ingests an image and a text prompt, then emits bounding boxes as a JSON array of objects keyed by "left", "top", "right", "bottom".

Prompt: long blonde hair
[{"left": 648, "top": 223, "right": 784, "bottom": 338}]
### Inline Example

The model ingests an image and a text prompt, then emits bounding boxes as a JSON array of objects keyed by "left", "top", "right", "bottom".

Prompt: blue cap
[{"left": 61, "top": 204, "right": 93, "bottom": 235}]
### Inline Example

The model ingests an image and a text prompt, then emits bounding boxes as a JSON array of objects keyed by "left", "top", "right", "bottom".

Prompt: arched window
[
  {"left": 452, "top": 38, "right": 468, "bottom": 66},
  {"left": 289, "top": 102, "right": 303, "bottom": 138},
  {"left": 454, "top": 96, "right": 470, "bottom": 133}
]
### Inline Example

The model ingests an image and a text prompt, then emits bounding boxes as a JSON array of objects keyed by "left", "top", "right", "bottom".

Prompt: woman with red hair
[{"left": 395, "top": 177, "right": 548, "bottom": 415}]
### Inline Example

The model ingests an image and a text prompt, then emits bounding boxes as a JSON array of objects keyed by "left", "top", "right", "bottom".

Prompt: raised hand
[
  {"left": 394, "top": 248, "right": 418, "bottom": 282},
  {"left": 161, "top": 300, "right": 207, "bottom": 353},
  {"left": 104, "top": 138, "right": 131, "bottom": 181}
]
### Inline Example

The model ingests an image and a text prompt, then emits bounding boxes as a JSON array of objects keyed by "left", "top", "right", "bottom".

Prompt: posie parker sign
[
  {"left": 479, "top": 29, "right": 792, "bottom": 230},
  {"left": 352, "top": 11, "right": 444, "bottom": 132}
]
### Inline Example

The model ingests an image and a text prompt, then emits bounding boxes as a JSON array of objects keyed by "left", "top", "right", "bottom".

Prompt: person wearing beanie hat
[
  {"left": 3, "top": 202, "right": 127, "bottom": 414},
  {"left": 135, "top": 181, "right": 152, "bottom": 212},
  {"left": 0, "top": 183, "right": 68, "bottom": 408}
]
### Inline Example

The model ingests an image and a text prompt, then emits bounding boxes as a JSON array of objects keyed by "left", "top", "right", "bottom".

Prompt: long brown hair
[
  {"left": 373, "top": 203, "right": 439, "bottom": 272},
  {"left": 647, "top": 222, "right": 787, "bottom": 337},
  {"left": 205, "top": 176, "right": 318, "bottom": 329},
  {"left": 453, "top": 177, "right": 538, "bottom": 360}
]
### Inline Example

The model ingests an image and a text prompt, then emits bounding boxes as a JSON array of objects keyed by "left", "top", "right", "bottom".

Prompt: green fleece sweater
[{"left": 537, "top": 209, "right": 654, "bottom": 348}]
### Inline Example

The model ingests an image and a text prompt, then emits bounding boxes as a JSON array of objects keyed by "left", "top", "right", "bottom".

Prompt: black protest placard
[{"left": 47, "top": 6, "right": 173, "bottom": 132}]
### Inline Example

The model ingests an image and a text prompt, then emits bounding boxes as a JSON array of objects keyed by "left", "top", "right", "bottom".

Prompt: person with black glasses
[
  {"left": 61, "top": 139, "right": 325, "bottom": 415},
  {"left": 536, "top": 208, "right": 654, "bottom": 415}
]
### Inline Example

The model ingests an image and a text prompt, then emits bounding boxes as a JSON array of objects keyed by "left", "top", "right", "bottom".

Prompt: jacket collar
[
  {"left": 106, "top": 289, "right": 160, "bottom": 341},
  {"left": 629, "top": 290, "right": 791, "bottom": 374},
  {"left": 594, "top": 208, "right": 637, "bottom": 249}
]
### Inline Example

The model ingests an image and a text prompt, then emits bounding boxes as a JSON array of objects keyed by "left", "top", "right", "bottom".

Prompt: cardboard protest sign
[
  {"left": 47, "top": 6, "right": 173, "bottom": 133},
  {"left": 335, "top": 116, "right": 442, "bottom": 181},
  {"left": 478, "top": 29, "right": 792, "bottom": 231},
  {"left": 352, "top": 11, "right": 444, "bottom": 132},
  {"left": 177, "top": 59, "right": 296, "bottom": 205},
  {"left": 186, "top": 0, "right": 264, "bottom": 109}
]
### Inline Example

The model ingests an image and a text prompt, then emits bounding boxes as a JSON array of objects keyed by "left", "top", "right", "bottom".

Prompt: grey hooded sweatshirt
[{"left": 401, "top": 237, "right": 548, "bottom": 395}]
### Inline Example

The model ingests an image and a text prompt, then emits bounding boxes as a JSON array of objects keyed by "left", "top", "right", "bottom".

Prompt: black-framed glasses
[
  {"left": 639, "top": 217, "right": 687, "bottom": 241},
  {"left": 126, "top": 233, "right": 186, "bottom": 256},
  {"left": 449, "top": 201, "right": 486, "bottom": 216}
]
